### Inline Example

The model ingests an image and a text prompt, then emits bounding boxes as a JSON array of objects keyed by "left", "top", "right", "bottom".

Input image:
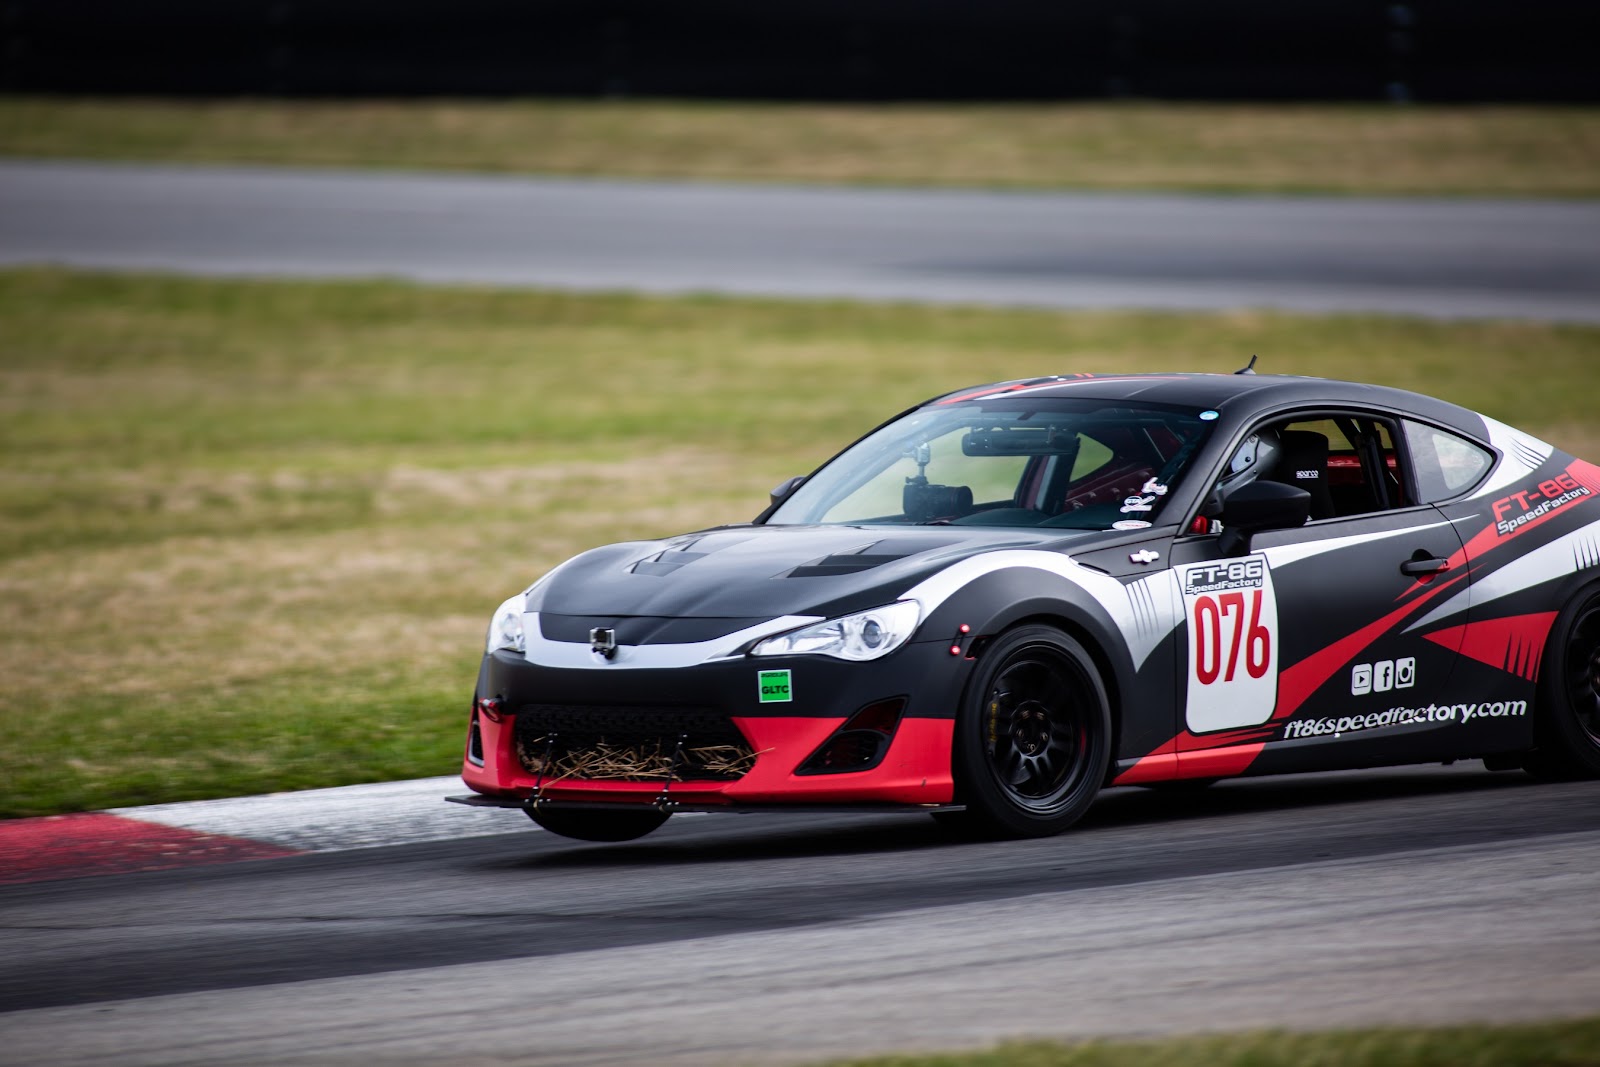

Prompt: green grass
[
  {"left": 3, "top": 267, "right": 1600, "bottom": 817},
  {"left": 816, "top": 1016, "right": 1600, "bottom": 1067},
  {"left": 3, "top": 97, "right": 1600, "bottom": 197}
]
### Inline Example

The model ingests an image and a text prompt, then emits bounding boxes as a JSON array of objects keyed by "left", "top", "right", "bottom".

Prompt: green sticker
[{"left": 757, "top": 668, "right": 793, "bottom": 704}]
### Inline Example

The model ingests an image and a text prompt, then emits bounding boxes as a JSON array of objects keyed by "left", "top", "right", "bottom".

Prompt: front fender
[{"left": 905, "top": 552, "right": 1183, "bottom": 763}]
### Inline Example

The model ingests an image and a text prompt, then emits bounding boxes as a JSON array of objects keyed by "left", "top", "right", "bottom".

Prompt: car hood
[{"left": 525, "top": 523, "right": 1113, "bottom": 627}]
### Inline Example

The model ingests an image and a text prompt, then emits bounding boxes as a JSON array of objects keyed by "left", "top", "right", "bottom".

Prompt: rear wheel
[
  {"left": 526, "top": 807, "right": 670, "bottom": 842},
  {"left": 949, "top": 624, "right": 1111, "bottom": 838},
  {"left": 1526, "top": 590, "right": 1600, "bottom": 780}
]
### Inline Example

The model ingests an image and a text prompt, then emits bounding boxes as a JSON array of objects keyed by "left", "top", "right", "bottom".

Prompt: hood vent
[
  {"left": 630, "top": 538, "right": 711, "bottom": 577},
  {"left": 779, "top": 540, "right": 917, "bottom": 579}
]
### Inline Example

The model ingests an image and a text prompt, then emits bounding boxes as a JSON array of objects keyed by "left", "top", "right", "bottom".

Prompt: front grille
[{"left": 512, "top": 704, "right": 758, "bottom": 782}]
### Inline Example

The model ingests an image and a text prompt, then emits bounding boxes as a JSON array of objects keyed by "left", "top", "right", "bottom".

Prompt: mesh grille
[{"left": 512, "top": 704, "right": 757, "bottom": 782}]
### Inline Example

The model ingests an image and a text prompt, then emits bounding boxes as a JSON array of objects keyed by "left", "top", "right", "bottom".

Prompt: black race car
[{"left": 450, "top": 372, "right": 1600, "bottom": 841}]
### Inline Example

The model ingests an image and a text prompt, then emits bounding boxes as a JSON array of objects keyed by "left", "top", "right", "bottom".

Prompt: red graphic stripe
[
  {"left": 1112, "top": 723, "right": 1275, "bottom": 785},
  {"left": 1570, "top": 458, "right": 1600, "bottom": 493},
  {"left": 1414, "top": 458, "right": 1600, "bottom": 597},
  {"left": 1272, "top": 571, "right": 1467, "bottom": 723},
  {"left": 935, "top": 382, "right": 1046, "bottom": 405},
  {"left": 1113, "top": 739, "right": 1267, "bottom": 785},
  {"left": 1114, "top": 569, "right": 1467, "bottom": 787},
  {"left": 0, "top": 813, "right": 302, "bottom": 885},
  {"left": 1422, "top": 612, "right": 1559, "bottom": 683}
]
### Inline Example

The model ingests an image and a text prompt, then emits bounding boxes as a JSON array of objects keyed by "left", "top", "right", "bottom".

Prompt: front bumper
[{"left": 460, "top": 641, "right": 966, "bottom": 806}]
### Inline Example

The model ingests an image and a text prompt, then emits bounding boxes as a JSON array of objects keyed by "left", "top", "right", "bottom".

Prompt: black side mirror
[
  {"left": 769, "top": 475, "right": 806, "bottom": 510},
  {"left": 1217, "top": 480, "right": 1311, "bottom": 556}
]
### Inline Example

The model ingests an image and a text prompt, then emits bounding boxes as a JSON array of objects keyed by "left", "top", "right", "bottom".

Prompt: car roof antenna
[{"left": 1234, "top": 354, "right": 1258, "bottom": 375}]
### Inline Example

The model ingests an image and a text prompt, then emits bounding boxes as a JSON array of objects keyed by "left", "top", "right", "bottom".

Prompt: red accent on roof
[
  {"left": 0, "top": 813, "right": 302, "bottom": 885},
  {"left": 935, "top": 382, "right": 1041, "bottom": 405}
]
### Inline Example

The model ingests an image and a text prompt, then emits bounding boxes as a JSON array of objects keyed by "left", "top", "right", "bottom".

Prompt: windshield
[{"left": 767, "top": 397, "right": 1214, "bottom": 529}]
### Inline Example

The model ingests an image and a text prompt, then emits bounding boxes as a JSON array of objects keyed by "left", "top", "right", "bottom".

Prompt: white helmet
[{"left": 1218, "top": 429, "right": 1281, "bottom": 493}]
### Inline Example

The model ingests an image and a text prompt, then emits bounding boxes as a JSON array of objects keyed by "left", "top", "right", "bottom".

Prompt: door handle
[{"left": 1399, "top": 555, "right": 1450, "bottom": 577}]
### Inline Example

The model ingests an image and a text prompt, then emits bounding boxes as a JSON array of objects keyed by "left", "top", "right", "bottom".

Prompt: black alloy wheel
[
  {"left": 1527, "top": 591, "right": 1600, "bottom": 779},
  {"left": 947, "top": 624, "right": 1111, "bottom": 838},
  {"left": 1566, "top": 602, "right": 1600, "bottom": 748},
  {"left": 526, "top": 806, "right": 671, "bottom": 842}
]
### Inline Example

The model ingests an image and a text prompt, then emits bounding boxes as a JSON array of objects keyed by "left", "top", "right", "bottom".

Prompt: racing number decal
[{"left": 1179, "top": 556, "right": 1280, "bottom": 732}]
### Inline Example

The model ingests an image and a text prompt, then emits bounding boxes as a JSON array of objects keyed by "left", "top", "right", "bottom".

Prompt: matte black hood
[{"left": 525, "top": 523, "right": 1107, "bottom": 624}]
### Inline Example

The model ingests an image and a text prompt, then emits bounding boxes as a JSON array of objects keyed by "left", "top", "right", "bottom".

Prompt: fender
[{"left": 906, "top": 551, "right": 1184, "bottom": 762}]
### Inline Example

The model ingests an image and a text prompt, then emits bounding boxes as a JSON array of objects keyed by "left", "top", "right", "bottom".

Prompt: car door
[{"left": 1165, "top": 409, "right": 1468, "bottom": 776}]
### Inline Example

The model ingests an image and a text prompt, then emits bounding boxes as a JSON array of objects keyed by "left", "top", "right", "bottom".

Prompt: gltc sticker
[
  {"left": 1178, "top": 555, "right": 1280, "bottom": 733},
  {"left": 757, "top": 669, "right": 793, "bottom": 703}
]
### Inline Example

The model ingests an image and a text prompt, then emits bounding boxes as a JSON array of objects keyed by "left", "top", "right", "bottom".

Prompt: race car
[{"left": 449, "top": 370, "right": 1600, "bottom": 841}]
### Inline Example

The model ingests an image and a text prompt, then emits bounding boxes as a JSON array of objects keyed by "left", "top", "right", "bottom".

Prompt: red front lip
[{"left": 463, "top": 714, "right": 955, "bottom": 806}]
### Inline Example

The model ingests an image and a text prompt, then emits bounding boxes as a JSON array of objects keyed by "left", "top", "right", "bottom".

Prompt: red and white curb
[{"left": 0, "top": 776, "right": 523, "bottom": 886}]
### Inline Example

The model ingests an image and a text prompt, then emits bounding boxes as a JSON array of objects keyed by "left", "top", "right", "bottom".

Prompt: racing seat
[{"left": 1272, "top": 430, "right": 1335, "bottom": 520}]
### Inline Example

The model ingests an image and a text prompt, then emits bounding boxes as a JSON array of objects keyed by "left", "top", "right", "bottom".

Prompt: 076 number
[{"left": 1193, "top": 590, "right": 1271, "bottom": 685}]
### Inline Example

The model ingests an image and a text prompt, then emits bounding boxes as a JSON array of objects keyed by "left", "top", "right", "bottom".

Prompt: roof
[{"left": 928, "top": 373, "right": 1486, "bottom": 438}]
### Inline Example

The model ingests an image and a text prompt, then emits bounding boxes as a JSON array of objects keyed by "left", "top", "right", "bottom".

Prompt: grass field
[
  {"left": 817, "top": 1016, "right": 1600, "bottom": 1067},
  {"left": 2, "top": 98, "right": 1599, "bottom": 197},
  {"left": 3, "top": 268, "right": 1600, "bottom": 816}
]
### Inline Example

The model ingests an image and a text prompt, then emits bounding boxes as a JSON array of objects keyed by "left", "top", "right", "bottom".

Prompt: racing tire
[
  {"left": 526, "top": 807, "right": 671, "bottom": 842},
  {"left": 950, "top": 624, "right": 1111, "bottom": 839},
  {"left": 1525, "top": 589, "right": 1600, "bottom": 780}
]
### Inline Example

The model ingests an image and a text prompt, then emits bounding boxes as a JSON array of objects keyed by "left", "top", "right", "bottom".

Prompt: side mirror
[
  {"left": 769, "top": 475, "right": 806, "bottom": 510},
  {"left": 1217, "top": 480, "right": 1311, "bottom": 556}
]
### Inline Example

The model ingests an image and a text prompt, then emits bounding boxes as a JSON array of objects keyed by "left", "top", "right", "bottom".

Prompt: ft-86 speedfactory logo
[{"left": 1179, "top": 556, "right": 1280, "bottom": 734}]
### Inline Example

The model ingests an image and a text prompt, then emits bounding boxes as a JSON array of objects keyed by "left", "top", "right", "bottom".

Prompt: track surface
[
  {"left": 3, "top": 767, "right": 1597, "bottom": 1065},
  {"left": 2, "top": 160, "right": 1599, "bottom": 321}
]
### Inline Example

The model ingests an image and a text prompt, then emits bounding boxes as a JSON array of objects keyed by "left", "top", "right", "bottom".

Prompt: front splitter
[{"left": 446, "top": 794, "right": 962, "bottom": 816}]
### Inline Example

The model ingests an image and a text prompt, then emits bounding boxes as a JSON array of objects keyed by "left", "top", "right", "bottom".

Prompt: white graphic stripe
[
  {"left": 1405, "top": 523, "right": 1600, "bottom": 633},
  {"left": 1471, "top": 416, "right": 1556, "bottom": 500},
  {"left": 902, "top": 550, "right": 1181, "bottom": 670},
  {"left": 1262, "top": 520, "right": 1452, "bottom": 569}
]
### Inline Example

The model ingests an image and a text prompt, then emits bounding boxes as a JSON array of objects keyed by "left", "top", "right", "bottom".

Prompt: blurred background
[
  {"left": 1, "top": 0, "right": 1598, "bottom": 821},
  {"left": 3, "top": 4, "right": 1600, "bottom": 1064},
  {"left": 4, "top": 0, "right": 1599, "bottom": 101}
]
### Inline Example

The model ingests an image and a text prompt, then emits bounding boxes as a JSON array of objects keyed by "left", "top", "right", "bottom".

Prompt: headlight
[
  {"left": 485, "top": 593, "right": 527, "bottom": 654},
  {"left": 752, "top": 601, "right": 920, "bottom": 661}
]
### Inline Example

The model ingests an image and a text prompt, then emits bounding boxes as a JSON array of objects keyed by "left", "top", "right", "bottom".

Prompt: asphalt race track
[
  {"left": 3, "top": 767, "right": 1598, "bottom": 1066},
  {"left": 2, "top": 160, "right": 1599, "bottom": 322}
]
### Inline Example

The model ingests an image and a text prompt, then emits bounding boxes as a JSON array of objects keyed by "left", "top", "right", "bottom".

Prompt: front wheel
[
  {"left": 951, "top": 624, "right": 1111, "bottom": 838},
  {"left": 526, "top": 807, "right": 671, "bottom": 842},
  {"left": 1526, "top": 590, "right": 1600, "bottom": 780}
]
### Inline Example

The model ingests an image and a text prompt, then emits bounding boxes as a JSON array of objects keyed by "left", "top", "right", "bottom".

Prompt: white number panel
[{"left": 1178, "top": 555, "right": 1280, "bottom": 733}]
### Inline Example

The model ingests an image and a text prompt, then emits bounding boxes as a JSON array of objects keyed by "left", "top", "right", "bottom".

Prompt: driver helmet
[{"left": 1218, "top": 429, "right": 1282, "bottom": 493}]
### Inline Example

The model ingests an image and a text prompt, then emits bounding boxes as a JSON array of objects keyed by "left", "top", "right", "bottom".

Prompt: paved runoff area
[{"left": 0, "top": 777, "right": 511, "bottom": 884}]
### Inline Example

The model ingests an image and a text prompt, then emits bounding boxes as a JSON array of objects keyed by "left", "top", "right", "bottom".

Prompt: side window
[
  {"left": 1217, "top": 412, "right": 1410, "bottom": 523},
  {"left": 1403, "top": 420, "right": 1494, "bottom": 503}
]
